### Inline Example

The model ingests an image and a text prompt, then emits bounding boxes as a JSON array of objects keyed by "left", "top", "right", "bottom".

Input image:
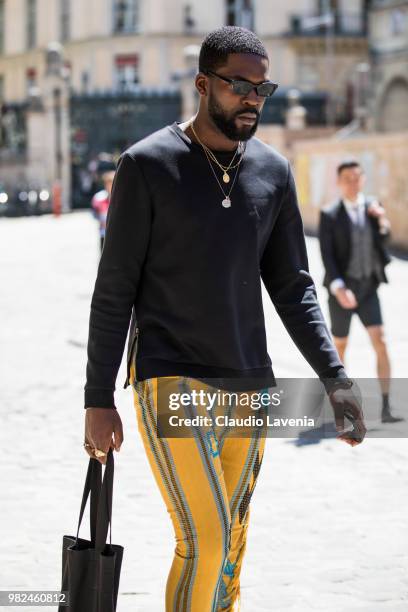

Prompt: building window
[
  {"left": 113, "top": 0, "right": 140, "bottom": 33},
  {"left": 26, "top": 0, "right": 36, "bottom": 49},
  {"left": 317, "top": 0, "right": 365, "bottom": 34},
  {"left": 60, "top": 0, "right": 70, "bottom": 42},
  {"left": 391, "top": 9, "right": 407, "bottom": 36},
  {"left": 114, "top": 54, "right": 140, "bottom": 90},
  {"left": 0, "top": 0, "right": 5, "bottom": 54},
  {"left": 226, "top": 0, "right": 254, "bottom": 30},
  {"left": 318, "top": 0, "right": 339, "bottom": 13}
]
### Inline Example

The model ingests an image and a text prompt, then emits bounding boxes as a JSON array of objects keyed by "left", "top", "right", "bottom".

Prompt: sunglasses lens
[
  {"left": 232, "top": 81, "right": 278, "bottom": 97},
  {"left": 232, "top": 81, "right": 253, "bottom": 96},
  {"left": 258, "top": 83, "right": 278, "bottom": 97}
]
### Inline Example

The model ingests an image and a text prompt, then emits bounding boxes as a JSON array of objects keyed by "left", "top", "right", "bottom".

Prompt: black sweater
[{"left": 84, "top": 122, "right": 346, "bottom": 408}]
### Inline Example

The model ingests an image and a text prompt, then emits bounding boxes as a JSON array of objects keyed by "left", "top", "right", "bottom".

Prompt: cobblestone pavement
[{"left": 1, "top": 211, "right": 407, "bottom": 612}]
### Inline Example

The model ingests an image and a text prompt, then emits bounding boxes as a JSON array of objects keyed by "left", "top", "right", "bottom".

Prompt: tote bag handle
[{"left": 75, "top": 448, "right": 114, "bottom": 550}]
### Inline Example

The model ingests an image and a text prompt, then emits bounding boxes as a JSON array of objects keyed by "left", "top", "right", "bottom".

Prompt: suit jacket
[{"left": 318, "top": 197, "right": 392, "bottom": 290}]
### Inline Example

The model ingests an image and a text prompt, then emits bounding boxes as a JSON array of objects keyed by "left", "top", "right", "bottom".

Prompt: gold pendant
[{"left": 223, "top": 172, "right": 230, "bottom": 183}]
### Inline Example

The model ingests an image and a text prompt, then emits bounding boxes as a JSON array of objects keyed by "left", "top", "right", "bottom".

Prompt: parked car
[
  {"left": 0, "top": 183, "right": 9, "bottom": 216},
  {"left": 0, "top": 182, "right": 52, "bottom": 217}
]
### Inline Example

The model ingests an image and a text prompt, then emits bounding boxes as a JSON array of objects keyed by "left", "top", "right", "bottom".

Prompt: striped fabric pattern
[{"left": 130, "top": 366, "right": 267, "bottom": 611}]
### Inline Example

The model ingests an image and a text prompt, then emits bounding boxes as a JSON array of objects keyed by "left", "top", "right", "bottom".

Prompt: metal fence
[{"left": 70, "top": 87, "right": 182, "bottom": 208}]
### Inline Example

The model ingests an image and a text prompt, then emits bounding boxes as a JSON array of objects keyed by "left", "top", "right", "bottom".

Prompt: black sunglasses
[{"left": 205, "top": 70, "right": 279, "bottom": 98}]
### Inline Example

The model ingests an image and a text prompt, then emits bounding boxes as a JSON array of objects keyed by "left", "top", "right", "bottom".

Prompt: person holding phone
[{"left": 319, "top": 160, "right": 403, "bottom": 424}]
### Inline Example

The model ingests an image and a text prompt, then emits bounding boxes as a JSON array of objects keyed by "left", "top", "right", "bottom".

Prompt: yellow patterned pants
[{"left": 130, "top": 366, "right": 267, "bottom": 611}]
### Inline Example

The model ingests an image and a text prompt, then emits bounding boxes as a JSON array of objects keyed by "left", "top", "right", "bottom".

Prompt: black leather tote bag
[{"left": 59, "top": 448, "right": 124, "bottom": 612}]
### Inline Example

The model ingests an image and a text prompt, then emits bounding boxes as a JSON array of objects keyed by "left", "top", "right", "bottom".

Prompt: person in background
[
  {"left": 91, "top": 170, "right": 115, "bottom": 253},
  {"left": 319, "top": 160, "right": 403, "bottom": 424}
]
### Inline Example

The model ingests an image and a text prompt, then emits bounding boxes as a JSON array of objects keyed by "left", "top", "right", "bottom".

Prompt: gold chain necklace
[
  {"left": 200, "top": 144, "right": 242, "bottom": 182},
  {"left": 204, "top": 150, "right": 243, "bottom": 175},
  {"left": 197, "top": 133, "right": 245, "bottom": 208},
  {"left": 190, "top": 121, "right": 244, "bottom": 184}
]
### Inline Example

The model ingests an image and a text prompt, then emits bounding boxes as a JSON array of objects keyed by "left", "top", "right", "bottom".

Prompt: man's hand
[
  {"left": 334, "top": 287, "right": 358, "bottom": 309},
  {"left": 367, "top": 200, "right": 385, "bottom": 218},
  {"left": 84, "top": 408, "right": 124, "bottom": 465},
  {"left": 367, "top": 200, "right": 391, "bottom": 234},
  {"left": 329, "top": 387, "right": 367, "bottom": 446}
]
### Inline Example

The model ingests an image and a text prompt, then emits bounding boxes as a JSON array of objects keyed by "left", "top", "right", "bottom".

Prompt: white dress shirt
[{"left": 343, "top": 192, "right": 366, "bottom": 227}]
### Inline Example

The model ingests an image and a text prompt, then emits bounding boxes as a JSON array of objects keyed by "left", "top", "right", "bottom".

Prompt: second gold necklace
[
  {"left": 190, "top": 121, "right": 244, "bottom": 184},
  {"left": 190, "top": 120, "right": 246, "bottom": 208}
]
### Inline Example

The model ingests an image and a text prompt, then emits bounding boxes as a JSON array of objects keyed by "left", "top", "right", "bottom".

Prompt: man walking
[
  {"left": 319, "top": 160, "right": 403, "bottom": 424},
  {"left": 83, "top": 27, "right": 365, "bottom": 611}
]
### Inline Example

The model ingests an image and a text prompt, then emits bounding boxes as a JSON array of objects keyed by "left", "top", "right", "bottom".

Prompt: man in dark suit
[{"left": 319, "top": 160, "right": 403, "bottom": 423}]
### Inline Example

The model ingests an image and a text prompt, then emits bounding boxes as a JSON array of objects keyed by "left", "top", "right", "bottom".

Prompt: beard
[{"left": 207, "top": 91, "right": 260, "bottom": 142}]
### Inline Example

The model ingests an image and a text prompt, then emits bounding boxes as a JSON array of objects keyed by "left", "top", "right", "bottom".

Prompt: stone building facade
[
  {"left": 0, "top": 0, "right": 371, "bottom": 209},
  {"left": 1, "top": 0, "right": 368, "bottom": 107},
  {"left": 368, "top": 0, "right": 408, "bottom": 132}
]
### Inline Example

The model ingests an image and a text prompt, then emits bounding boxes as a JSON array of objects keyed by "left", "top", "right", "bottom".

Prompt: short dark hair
[
  {"left": 337, "top": 160, "right": 363, "bottom": 176},
  {"left": 198, "top": 26, "right": 269, "bottom": 74}
]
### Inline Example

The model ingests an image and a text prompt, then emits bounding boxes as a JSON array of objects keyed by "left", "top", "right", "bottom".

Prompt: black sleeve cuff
[
  {"left": 84, "top": 388, "right": 117, "bottom": 409},
  {"left": 319, "top": 366, "right": 351, "bottom": 395}
]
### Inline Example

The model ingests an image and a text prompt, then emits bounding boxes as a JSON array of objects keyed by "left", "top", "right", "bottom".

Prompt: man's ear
[{"left": 195, "top": 73, "right": 208, "bottom": 96}]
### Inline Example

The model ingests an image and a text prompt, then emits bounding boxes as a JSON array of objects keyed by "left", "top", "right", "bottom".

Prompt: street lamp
[
  {"left": 183, "top": 44, "right": 200, "bottom": 77},
  {"left": 354, "top": 62, "right": 371, "bottom": 130},
  {"left": 181, "top": 44, "right": 200, "bottom": 121},
  {"left": 46, "top": 42, "right": 64, "bottom": 214},
  {"left": 286, "top": 88, "right": 307, "bottom": 130}
]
